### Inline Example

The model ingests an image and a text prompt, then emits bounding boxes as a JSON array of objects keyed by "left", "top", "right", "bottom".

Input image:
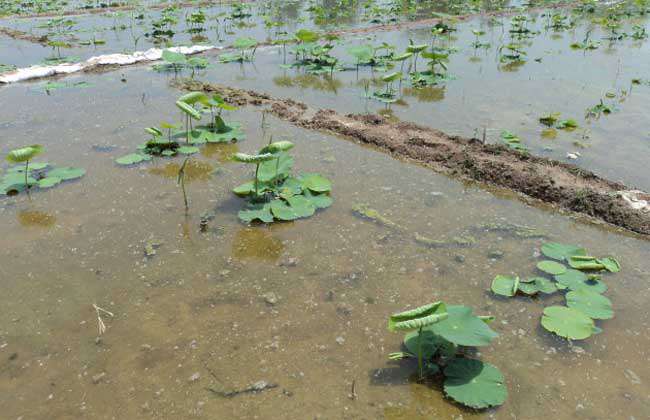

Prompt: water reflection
[
  {"left": 273, "top": 73, "right": 343, "bottom": 93},
  {"left": 403, "top": 86, "right": 446, "bottom": 102},
  {"left": 232, "top": 227, "right": 284, "bottom": 261},
  {"left": 201, "top": 142, "right": 239, "bottom": 162},
  {"left": 148, "top": 159, "right": 214, "bottom": 182},
  {"left": 17, "top": 209, "right": 56, "bottom": 227}
]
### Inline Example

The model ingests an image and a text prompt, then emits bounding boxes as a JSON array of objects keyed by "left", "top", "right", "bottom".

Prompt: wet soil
[{"left": 178, "top": 79, "right": 650, "bottom": 236}]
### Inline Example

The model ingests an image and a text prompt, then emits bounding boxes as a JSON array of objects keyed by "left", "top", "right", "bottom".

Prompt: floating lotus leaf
[
  {"left": 162, "top": 49, "right": 187, "bottom": 64},
  {"left": 443, "top": 358, "right": 507, "bottom": 409},
  {"left": 238, "top": 202, "right": 273, "bottom": 223},
  {"left": 300, "top": 173, "right": 332, "bottom": 193},
  {"left": 177, "top": 146, "right": 200, "bottom": 155},
  {"left": 541, "top": 306, "right": 596, "bottom": 340},
  {"left": 568, "top": 255, "right": 608, "bottom": 271},
  {"left": 554, "top": 269, "right": 607, "bottom": 293},
  {"left": 566, "top": 289, "right": 613, "bottom": 319},
  {"left": 233, "top": 37, "right": 257, "bottom": 49},
  {"left": 541, "top": 242, "right": 587, "bottom": 261},
  {"left": 295, "top": 29, "right": 319, "bottom": 43},
  {"left": 116, "top": 153, "right": 151, "bottom": 165},
  {"left": 8, "top": 162, "right": 49, "bottom": 172},
  {"left": 233, "top": 181, "right": 256, "bottom": 196},
  {"left": 286, "top": 195, "right": 316, "bottom": 218},
  {"left": 196, "top": 123, "right": 245, "bottom": 143},
  {"left": 597, "top": 257, "right": 621, "bottom": 273},
  {"left": 0, "top": 173, "right": 37, "bottom": 194},
  {"left": 427, "top": 305, "right": 498, "bottom": 346},
  {"left": 491, "top": 275, "right": 519, "bottom": 297},
  {"left": 407, "top": 43, "right": 427, "bottom": 53},
  {"left": 37, "top": 176, "right": 62, "bottom": 188},
  {"left": 518, "top": 277, "right": 558, "bottom": 295},
  {"left": 303, "top": 190, "right": 332, "bottom": 209},
  {"left": 46, "top": 167, "right": 85, "bottom": 180},
  {"left": 270, "top": 199, "right": 298, "bottom": 221},
  {"left": 6, "top": 145, "right": 43, "bottom": 163},
  {"left": 537, "top": 260, "right": 567, "bottom": 275},
  {"left": 393, "top": 52, "right": 413, "bottom": 61},
  {"left": 404, "top": 329, "right": 456, "bottom": 360},
  {"left": 347, "top": 44, "right": 374, "bottom": 63},
  {"left": 388, "top": 301, "right": 448, "bottom": 332},
  {"left": 278, "top": 177, "right": 303, "bottom": 199}
]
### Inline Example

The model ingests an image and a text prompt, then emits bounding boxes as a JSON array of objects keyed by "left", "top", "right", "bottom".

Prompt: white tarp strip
[{"left": 0, "top": 45, "right": 220, "bottom": 84}]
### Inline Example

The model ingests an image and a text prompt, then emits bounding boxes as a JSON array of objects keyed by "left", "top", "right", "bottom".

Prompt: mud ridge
[
  {"left": 0, "top": 27, "right": 49, "bottom": 45},
  {"left": 176, "top": 79, "right": 650, "bottom": 236}
]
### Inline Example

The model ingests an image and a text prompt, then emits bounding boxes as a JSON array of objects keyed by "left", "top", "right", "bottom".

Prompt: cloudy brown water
[{"left": 0, "top": 52, "right": 649, "bottom": 419}]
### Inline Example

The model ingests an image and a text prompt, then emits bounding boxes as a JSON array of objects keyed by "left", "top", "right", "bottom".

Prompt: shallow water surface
[{"left": 0, "top": 67, "right": 649, "bottom": 419}]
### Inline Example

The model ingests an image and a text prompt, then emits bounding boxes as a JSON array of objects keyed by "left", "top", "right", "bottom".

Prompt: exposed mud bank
[
  {"left": 0, "top": 26, "right": 48, "bottom": 45},
  {"left": 176, "top": 79, "right": 650, "bottom": 236}
]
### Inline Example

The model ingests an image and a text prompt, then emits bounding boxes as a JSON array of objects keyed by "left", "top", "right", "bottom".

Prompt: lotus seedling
[
  {"left": 6, "top": 145, "right": 43, "bottom": 191},
  {"left": 176, "top": 94, "right": 204, "bottom": 143},
  {"left": 388, "top": 302, "right": 448, "bottom": 380},
  {"left": 406, "top": 40, "right": 427, "bottom": 72},
  {"left": 233, "top": 152, "right": 275, "bottom": 199}
]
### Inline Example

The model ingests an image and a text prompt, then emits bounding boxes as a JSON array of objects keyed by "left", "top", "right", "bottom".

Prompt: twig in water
[
  {"left": 348, "top": 379, "right": 358, "bottom": 400},
  {"left": 92, "top": 304, "right": 114, "bottom": 335}
]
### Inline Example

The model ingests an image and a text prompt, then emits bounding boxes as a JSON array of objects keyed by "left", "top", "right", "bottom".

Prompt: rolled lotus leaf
[
  {"left": 6, "top": 145, "right": 43, "bottom": 163},
  {"left": 393, "top": 52, "right": 413, "bottom": 61},
  {"left": 175, "top": 100, "right": 202, "bottom": 120},
  {"left": 388, "top": 301, "right": 448, "bottom": 331},
  {"left": 144, "top": 127, "right": 163, "bottom": 136},
  {"left": 382, "top": 71, "right": 402, "bottom": 83},
  {"left": 260, "top": 141, "right": 295, "bottom": 154},
  {"left": 232, "top": 152, "right": 275, "bottom": 164},
  {"left": 178, "top": 91, "right": 209, "bottom": 105}
]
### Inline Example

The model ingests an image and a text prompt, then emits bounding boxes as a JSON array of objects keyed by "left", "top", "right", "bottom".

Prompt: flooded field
[{"left": 1, "top": 1, "right": 649, "bottom": 419}]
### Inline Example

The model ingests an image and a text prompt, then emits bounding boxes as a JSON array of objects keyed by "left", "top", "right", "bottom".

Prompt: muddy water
[
  {"left": 0, "top": 67, "right": 649, "bottom": 419},
  {"left": 191, "top": 10, "right": 650, "bottom": 191}
]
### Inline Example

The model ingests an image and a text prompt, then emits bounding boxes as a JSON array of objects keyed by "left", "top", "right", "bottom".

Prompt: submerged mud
[{"left": 177, "top": 79, "right": 650, "bottom": 236}]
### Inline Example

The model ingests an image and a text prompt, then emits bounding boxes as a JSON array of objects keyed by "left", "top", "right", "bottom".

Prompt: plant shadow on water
[{"left": 148, "top": 159, "right": 215, "bottom": 182}]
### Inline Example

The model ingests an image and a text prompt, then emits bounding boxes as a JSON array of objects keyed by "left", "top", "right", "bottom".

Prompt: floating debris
[
  {"left": 206, "top": 380, "right": 278, "bottom": 398},
  {"left": 414, "top": 232, "right": 477, "bottom": 248},
  {"left": 352, "top": 203, "right": 403, "bottom": 230}
]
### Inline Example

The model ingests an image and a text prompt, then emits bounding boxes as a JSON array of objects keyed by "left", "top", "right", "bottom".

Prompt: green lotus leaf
[
  {"left": 566, "top": 289, "right": 613, "bottom": 319},
  {"left": 568, "top": 255, "right": 606, "bottom": 271},
  {"left": 161, "top": 150, "right": 176, "bottom": 156},
  {"left": 541, "top": 306, "right": 596, "bottom": 340},
  {"left": 382, "top": 71, "right": 402, "bottom": 83},
  {"left": 116, "top": 153, "right": 151, "bottom": 165},
  {"left": 270, "top": 199, "right": 298, "bottom": 221},
  {"left": 300, "top": 173, "right": 332, "bottom": 193},
  {"left": 426, "top": 305, "right": 498, "bottom": 346},
  {"left": 178, "top": 91, "right": 209, "bottom": 105},
  {"left": 404, "top": 329, "right": 456, "bottom": 360},
  {"left": 541, "top": 242, "right": 587, "bottom": 261},
  {"left": 162, "top": 49, "right": 187, "bottom": 64},
  {"left": 175, "top": 100, "right": 202, "bottom": 120},
  {"left": 295, "top": 29, "right": 320, "bottom": 43},
  {"left": 537, "top": 260, "right": 567, "bottom": 275},
  {"left": 554, "top": 269, "right": 607, "bottom": 293},
  {"left": 278, "top": 177, "right": 303, "bottom": 199},
  {"left": 202, "top": 123, "right": 246, "bottom": 143},
  {"left": 491, "top": 275, "right": 519, "bottom": 297},
  {"left": 443, "top": 358, "right": 507, "bottom": 409},
  {"left": 388, "top": 301, "right": 448, "bottom": 332},
  {"left": 406, "top": 43, "right": 427, "bottom": 53},
  {"left": 46, "top": 167, "right": 85, "bottom": 180},
  {"left": 233, "top": 181, "right": 255, "bottom": 196},
  {"left": 596, "top": 257, "right": 621, "bottom": 273},
  {"left": 260, "top": 141, "right": 294, "bottom": 154},
  {"left": 347, "top": 44, "right": 374, "bottom": 63},
  {"left": 177, "top": 146, "right": 200, "bottom": 155},
  {"left": 518, "top": 277, "right": 558, "bottom": 295},
  {"left": 257, "top": 152, "right": 293, "bottom": 182},
  {"left": 11, "top": 162, "right": 49, "bottom": 172},
  {"left": 303, "top": 190, "right": 332, "bottom": 209},
  {"left": 238, "top": 202, "right": 273, "bottom": 223},
  {"left": 286, "top": 195, "right": 316, "bottom": 218},
  {"left": 233, "top": 37, "right": 257, "bottom": 50},
  {"left": 393, "top": 52, "right": 413, "bottom": 61},
  {"left": 7, "top": 145, "right": 43, "bottom": 163},
  {"left": 145, "top": 127, "right": 163, "bottom": 136},
  {"left": 232, "top": 152, "right": 274, "bottom": 164},
  {"left": 37, "top": 176, "right": 62, "bottom": 188}
]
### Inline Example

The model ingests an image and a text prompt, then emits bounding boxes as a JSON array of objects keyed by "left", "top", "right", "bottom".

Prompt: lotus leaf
[
  {"left": 238, "top": 202, "right": 273, "bottom": 223},
  {"left": 116, "top": 153, "right": 151, "bottom": 165},
  {"left": 286, "top": 195, "right": 316, "bottom": 218},
  {"left": 257, "top": 152, "right": 293, "bottom": 182},
  {"left": 541, "top": 306, "right": 596, "bottom": 340},
  {"left": 388, "top": 302, "right": 448, "bottom": 331},
  {"left": 300, "top": 173, "right": 331, "bottom": 193},
  {"left": 175, "top": 100, "right": 201, "bottom": 120},
  {"left": 270, "top": 199, "right": 298, "bottom": 221},
  {"left": 404, "top": 329, "right": 456, "bottom": 360},
  {"left": 177, "top": 146, "right": 200, "bottom": 155},
  {"left": 46, "top": 167, "right": 85, "bottom": 180},
  {"left": 597, "top": 257, "right": 621, "bottom": 273},
  {"left": 6, "top": 145, "right": 43, "bottom": 163},
  {"left": 566, "top": 289, "right": 613, "bottom": 319},
  {"left": 518, "top": 277, "right": 558, "bottom": 295},
  {"left": 537, "top": 260, "right": 567, "bottom": 275},
  {"left": 443, "top": 359, "right": 507, "bottom": 409},
  {"left": 491, "top": 275, "right": 519, "bottom": 297},
  {"left": 303, "top": 190, "right": 332, "bottom": 209},
  {"left": 541, "top": 242, "right": 587, "bottom": 261},
  {"left": 37, "top": 177, "right": 61, "bottom": 188},
  {"left": 427, "top": 305, "right": 498, "bottom": 346}
]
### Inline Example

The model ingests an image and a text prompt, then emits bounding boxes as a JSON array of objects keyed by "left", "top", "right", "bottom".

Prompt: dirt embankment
[
  {"left": 0, "top": 27, "right": 49, "bottom": 45},
  {"left": 176, "top": 79, "right": 650, "bottom": 236}
]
